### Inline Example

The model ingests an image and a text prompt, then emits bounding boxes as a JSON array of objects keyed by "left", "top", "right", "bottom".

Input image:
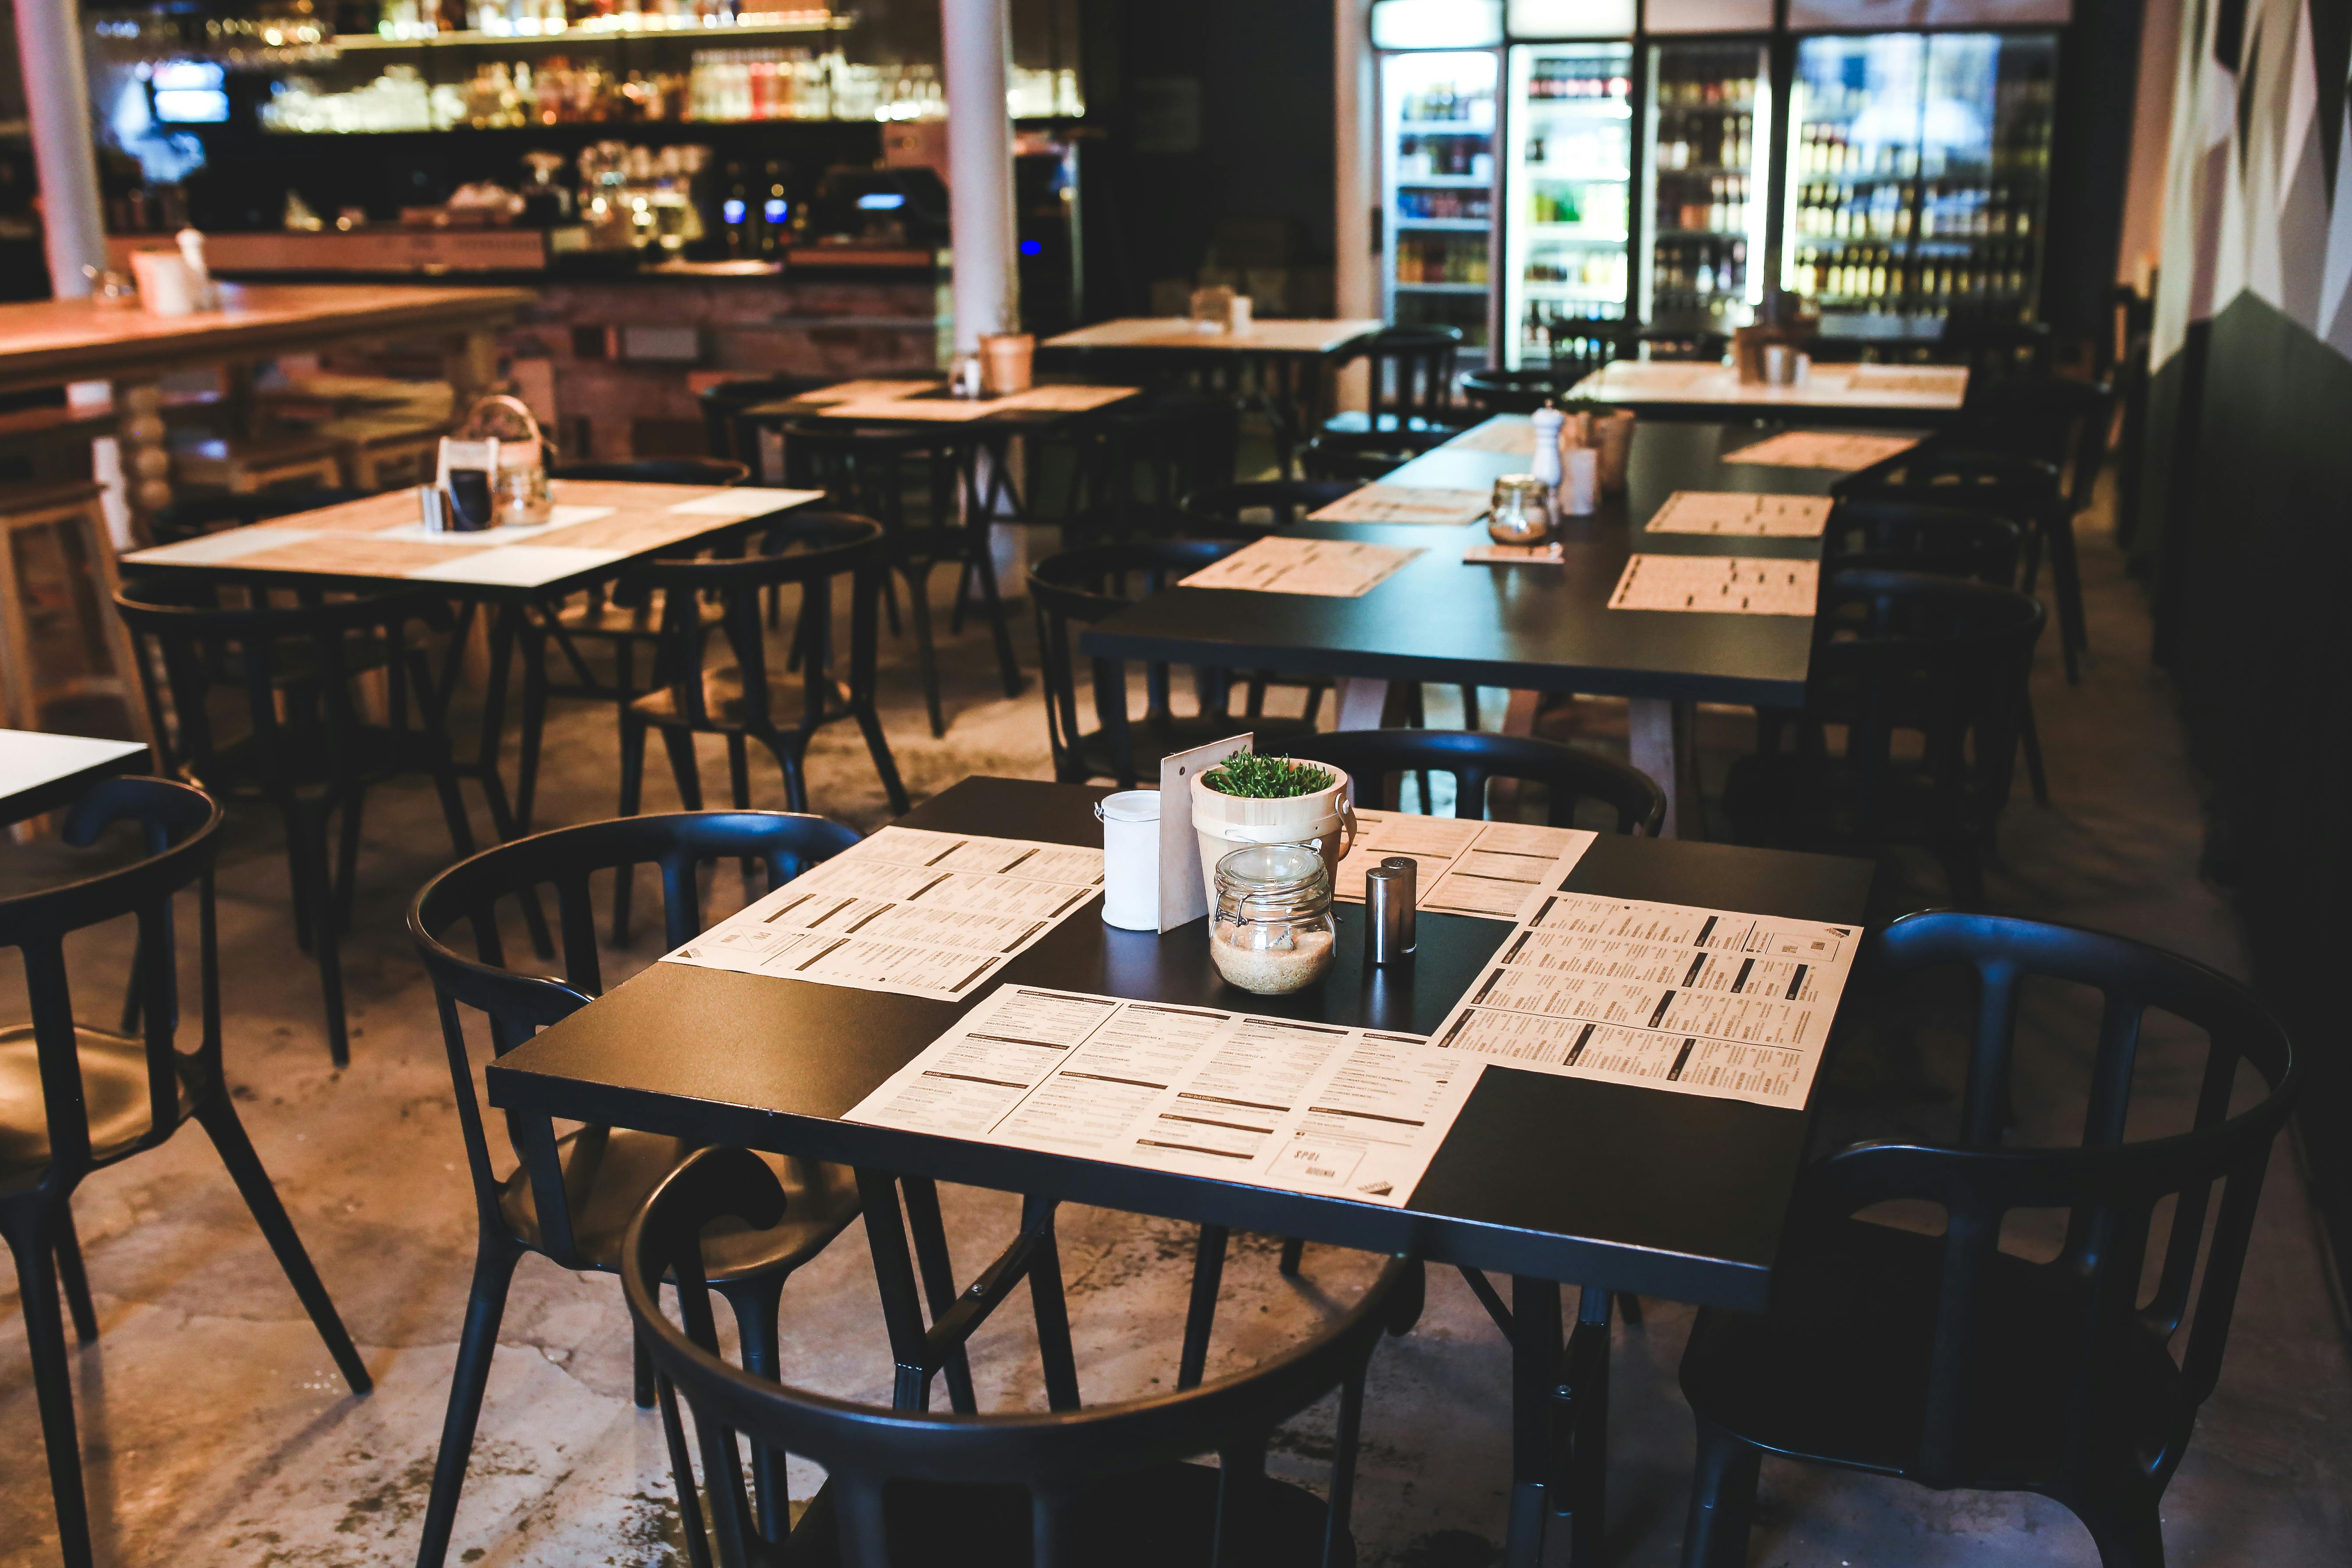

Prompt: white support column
[
  {"left": 1334, "top": 0, "right": 1377, "bottom": 412},
  {"left": 14, "top": 0, "right": 107, "bottom": 298},
  {"left": 942, "top": 0, "right": 1018, "bottom": 352}
]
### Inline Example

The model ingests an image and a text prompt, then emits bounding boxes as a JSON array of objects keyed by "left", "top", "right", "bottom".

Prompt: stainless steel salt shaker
[
  {"left": 1366, "top": 855, "right": 1417, "bottom": 965},
  {"left": 419, "top": 484, "right": 449, "bottom": 535}
]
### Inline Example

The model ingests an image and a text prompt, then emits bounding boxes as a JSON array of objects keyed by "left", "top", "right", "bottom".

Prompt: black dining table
[
  {"left": 1081, "top": 416, "right": 1860, "bottom": 836},
  {"left": 484, "top": 774, "right": 1876, "bottom": 1568}
]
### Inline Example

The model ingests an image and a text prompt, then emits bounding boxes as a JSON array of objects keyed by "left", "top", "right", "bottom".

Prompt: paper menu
[
  {"left": 1723, "top": 431, "right": 1919, "bottom": 471},
  {"left": 1446, "top": 423, "right": 1538, "bottom": 456},
  {"left": 1179, "top": 537, "right": 1424, "bottom": 598},
  {"left": 996, "top": 384, "right": 1140, "bottom": 412},
  {"left": 1332, "top": 811, "right": 1597, "bottom": 921},
  {"left": 1427, "top": 889, "right": 1860, "bottom": 1109},
  {"left": 661, "top": 826, "right": 1105, "bottom": 1001},
  {"left": 793, "top": 379, "right": 943, "bottom": 405},
  {"left": 1645, "top": 491, "right": 1833, "bottom": 537},
  {"left": 1607, "top": 555, "right": 1819, "bottom": 615},
  {"left": 845, "top": 986, "right": 1482, "bottom": 1207},
  {"left": 819, "top": 396, "right": 1001, "bottom": 422},
  {"left": 1463, "top": 542, "right": 1565, "bottom": 564},
  {"left": 1308, "top": 485, "right": 1490, "bottom": 526}
]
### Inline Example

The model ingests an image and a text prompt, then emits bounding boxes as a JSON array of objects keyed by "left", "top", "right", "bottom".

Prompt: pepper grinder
[{"left": 1365, "top": 855, "right": 1417, "bottom": 965}]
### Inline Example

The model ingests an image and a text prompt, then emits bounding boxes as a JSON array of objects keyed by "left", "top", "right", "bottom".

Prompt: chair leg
[
  {"left": 1680, "top": 1418, "right": 1763, "bottom": 1568},
  {"left": 633, "top": 1328, "right": 657, "bottom": 1408},
  {"left": 614, "top": 711, "right": 649, "bottom": 944},
  {"left": 291, "top": 809, "right": 351, "bottom": 1067},
  {"left": 658, "top": 725, "right": 706, "bottom": 810},
  {"left": 721, "top": 1275, "right": 792, "bottom": 1542},
  {"left": 415, "top": 1239, "right": 521, "bottom": 1568},
  {"left": 897, "top": 1176, "right": 978, "bottom": 1413},
  {"left": 850, "top": 700, "right": 910, "bottom": 816},
  {"left": 195, "top": 1098, "right": 371, "bottom": 1394},
  {"left": 2047, "top": 509, "right": 2088, "bottom": 683},
  {"left": 725, "top": 733, "right": 756, "bottom": 893},
  {"left": 515, "top": 632, "right": 550, "bottom": 835},
  {"left": 53, "top": 1203, "right": 99, "bottom": 1345},
  {"left": 2020, "top": 686, "right": 2051, "bottom": 807},
  {"left": 1180, "top": 1224, "right": 1229, "bottom": 1390},
  {"left": 1279, "top": 1236, "right": 1306, "bottom": 1276},
  {"left": 902, "top": 566, "right": 947, "bottom": 739},
  {"left": 331, "top": 790, "right": 366, "bottom": 939},
  {"left": 2068, "top": 1486, "right": 2170, "bottom": 1568},
  {"left": 966, "top": 533, "right": 1024, "bottom": 700},
  {"left": 4, "top": 1209, "right": 96, "bottom": 1568},
  {"left": 759, "top": 732, "right": 812, "bottom": 817}
]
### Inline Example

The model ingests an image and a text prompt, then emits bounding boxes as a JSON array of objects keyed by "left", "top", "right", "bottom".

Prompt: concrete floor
[{"left": 2, "top": 494, "right": 2348, "bottom": 1568}]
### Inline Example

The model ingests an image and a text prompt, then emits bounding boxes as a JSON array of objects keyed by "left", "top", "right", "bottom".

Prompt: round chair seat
[
  {"left": 0, "top": 1024, "right": 195, "bottom": 1192},
  {"left": 496, "top": 1130, "right": 859, "bottom": 1280}
]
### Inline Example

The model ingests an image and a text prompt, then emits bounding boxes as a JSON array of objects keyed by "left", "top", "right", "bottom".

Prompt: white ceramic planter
[{"left": 1187, "top": 771, "right": 1355, "bottom": 909}]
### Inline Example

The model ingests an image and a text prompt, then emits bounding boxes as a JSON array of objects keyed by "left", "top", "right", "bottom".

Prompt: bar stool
[
  {"left": 167, "top": 431, "right": 346, "bottom": 495},
  {"left": 0, "top": 480, "right": 147, "bottom": 740}
]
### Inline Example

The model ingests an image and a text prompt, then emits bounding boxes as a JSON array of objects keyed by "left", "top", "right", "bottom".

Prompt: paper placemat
[
  {"left": 1464, "top": 542, "right": 1565, "bottom": 565},
  {"left": 1446, "top": 423, "right": 1538, "bottom": 456},
  {"left": 1607, "top": 555, "right": 1819, "bottom": 615},
  {"left": 846, "top": 985, "right": 1479, "bottom": 1208},
  {"left": 1724, "top": 431, "right": 1918, "bottom": 470},
  {"left": 1309, "top": 484, "right": 1490, "bottom": 526},
  {"left": 818, "top": 396, "right": 1002, "bottom": 422},
  {"left": 1428, "top": 886, "right": 1862, "bottom": 1109},
  {"left": 664, "top": 826, "right": 1105, "bottom": 1002},
  {"left": 667, "top": 487, "right": 826, "bottom": 517},
  {"left": 1180, "top": 537, "right": 1423, "bottom": 598},
  {"left": 1334, "top": 811, "right": 1597, "bottom": 921},
  {"left": 1645, "top": 491, "right": 1833, "bottom": 537},
  {"left": 794, "top": 379, "right": 943, "bottom": 405},
  {"left": 997, "top": 384, "right": 1140, "bottom": 412},
  {"left": 1847, "top": 364, "right": 1968, "bottom": 395}
]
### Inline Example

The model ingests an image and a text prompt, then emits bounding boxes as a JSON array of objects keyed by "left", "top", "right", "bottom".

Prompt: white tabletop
[
  {"left": 1045, "top": 317, "right": 1384, "bottom": 355},
  {"left": 0, "top": 731, "right": 149, "bottom": 804},
  {"left": 1572, "top": 359, "right": 1968, "bottom": 412}
]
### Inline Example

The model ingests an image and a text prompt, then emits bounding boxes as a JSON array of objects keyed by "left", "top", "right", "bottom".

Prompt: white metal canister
[{"left": 1094, "top": 789, "right": 1162, "bottom": 931}]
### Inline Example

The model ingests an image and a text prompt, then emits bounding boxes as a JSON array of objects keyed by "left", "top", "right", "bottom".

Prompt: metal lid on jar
[{"left": 1215, "top": 843, "right": 1331, "bottom": 915}]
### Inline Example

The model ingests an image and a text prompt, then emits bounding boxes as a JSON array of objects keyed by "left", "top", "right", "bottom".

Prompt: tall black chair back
[
  {"left": 1725, "top": 570, "right": 2043, "bottom": 903},
  {"left": 114, "top": 577, "right": 475, "bottom": 1063},
  {"left": 1180, "top": 479, "right": 1355, "bottom": 535},
  {"left": 1941, "top": 318, "right": 2054, "bottom": 386},
  {"left": 1, "top": 778, "right": 368, "bottom": 1568},
  {"left": 617, "top": 511, "right": 907, "bottom": 839},
  {"left": 1679, "top": 910, "right": 2301, "bottom": 1568},
  {"left": 1460, "top": 366, "right": 1571, "bottom": 416},
  {"left": 1822, "top": 499, "right": 2022, "bottom": 584},
  {"left": 626, "top": 1146, "right": 1424, "bottom": 1568},
  {"left": 405, "top": 810, "right": 867, "bottom": 1568},
  {"left": 1356, "top": 325, "right": 1462, "bottom": 436},
  {"left": 551, "top": 457, "right": 750, "bottom": 486},
  {"left": 697, "top": 375, "right": 840, "bottom": 477},
  {"left": 1289, "top": 729, "right": 1666, "bottom": 835}
]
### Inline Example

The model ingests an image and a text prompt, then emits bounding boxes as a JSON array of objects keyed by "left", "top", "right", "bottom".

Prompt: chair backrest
[
  {"left": 1460, "top": 368, "right": 1570, "bottom": 416},
  {"left": 1287, "top": 729, "right": 1666, "bottom": 835},
  {"left": 1830, "top": 447, "right": 2062, "bottom": 531},
  {"left": 1823, "top": 499, "right": 2022, "bottom": 587},
  {"left": 1942, "top": 318, "right": 2054, "bottom": 385},
  {"left": 1541, "top": 313, "right": 1631, "bottom": 377},
  {"left": 1352, "top": 326, "right": 1461, "bottom": 430},
  {"left": 551, "top": 457, "right": 750, "bottom": 487},
  {"left": 1812, "top": 910, "right": 2299, "bottom": 1489},
  {"left": 696, "top": 375, "right": 840, "bottom": 470},
  {"left": 629, "top": 512, "right": 887, "bottom": 734},
  {"left": 149, "top": 490, "right": 369, "bottom": 545},
  {"left": 1636, "top": 327, "right": 1729, "bottom": 363},
  {"left": 405, "top": 810, "right": 858, "bottom": 1265},
  {"left": 625, "top": 1145, "right": 1421, "bottom": 1568},
  {"left": 1797, "top": 570, "right": 2045, "bottom": 832},
  {"left": 113, "top": 577, "right": 446, "bottom": 803},
  {"left": 781, "top": 424, "right": 973, "bottom": 535},
  {"left": 0, "top": 778, "right": 222, "bottom": 1188},
  {"left": 1180, "top": 480, "right": 1355, "bottom": 536},
  {"left": 1940, "top": 375, "right": 2116, "bottom": 509},
  {"left": 1027, "top": 539, "right": 1236, "bottom": 785}
]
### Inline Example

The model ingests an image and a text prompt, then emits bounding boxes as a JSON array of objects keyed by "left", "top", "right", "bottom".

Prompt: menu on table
[
  {"left": 1645, "top": 491, "right": 1833, "bottom": 538},
  {"left": 663, "top": 826, "right": 1104, "bottom": 1001},
  {"left": 1308, "top": 484, "right": 1490, "bottom": 526},
  {"left": 818, "top": 396, "right": 1001, "bottom": 422},
  {"left": 1446, "top": 423, "right": 1537, "bottom": 456},
  {"left": 1846, "top": 364, "right": 1968, "bottom": 396},
  {"left": 792, "top": 379, "right": 942, "bottom": 405},
  {"left": 1333, "top": 811, "right": 1596, "bottom": 920},
  {"left": 1428, "top": 887, "right": 1862, "bottom": 1109},
  {"left": 1607, "top": 554, "right": 1819, "bottom": 615},
  {"left": 994, "top": 384, "right": 1140, "bottom": 412},
  {"left": 1179, "top": 537, "right": 1423, "bottom": 598},
  {"left": 1723, "top": 431, "right": 1919, "bottom": 471},
  {"left": 1463, "top": 542, "right": 1564, "bottom": 565},
  {"left": 846, "top": 986, "right": 1481, "bottom": 1207}
]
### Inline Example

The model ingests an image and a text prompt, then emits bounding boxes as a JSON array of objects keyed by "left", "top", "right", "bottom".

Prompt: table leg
[
  {"left": 1506, "top": 1278, "right": 1615, "bottom": 1568},
  {"left": 473, "top": 600, "right": 523, "bottom": 841},
  {"left": 1566, "top": 1287, "right": 1615, "bottom": 1564},
  {"left": 115, "top": 379, "right": 172, "bottom": 540},
  {"left": 1333, "top": 677, "right": 1390, "bottom": 732},
  {"left": 1628, "top": 695, "right": 1702, "bottom": 839},
  {"left": 1506, "top": 1275, "right": 1563, "bottom": 1568}
]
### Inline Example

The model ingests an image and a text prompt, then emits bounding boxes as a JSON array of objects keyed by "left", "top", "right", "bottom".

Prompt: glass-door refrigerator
[
  {"left": 1780, "top": 30, "right": 2057, "bottom": 341},
  {"left": 1501, "top": 40, "right": 1634, "bottom": 368},
  {"left": 1641, "top": 40, "right": 1769, "bottom": 340},
  {"left": 1380, "top": 50, "right": 1500, "bottom": 359}
]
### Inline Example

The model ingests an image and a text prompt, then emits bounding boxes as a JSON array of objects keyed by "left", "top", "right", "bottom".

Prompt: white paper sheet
[
  {"left": 664, "top": 487, "right": 826, "bottom": 518},
  {"left": 1847, "top": 364, "right": 1968, "bottom": 396},
  {"left": 1179, "top": 537, "right": 1423, "bottom": 597},
  {"left": 846, "top": 986, "right": 1482, "bottom": 1206},
  {"left": 793, "top": 379, "right": 943, "bottom": 405},
  {"left": 1332, "top": 810, "right": 1596, "bottom": 921},
  {"left": 1463, "top": 542, "right": 1566, "bottom": 565},
  {"left": 661, "top": 826, "right": 1105, "bottom": 1001},
  {"left": 125, "top": 526, "right": 322, "bottom": 565},
  {"left": 995, "top": 384, "right": 1140, "bottom": 412},
  {"left": 1446, "top": 423, "right": 1538, "bottom": 456},
  {"left": 403, "top": 544, "right": 629, "bottom": 587},
  {"left": 818, "top": 396, "right": 1002, "bottom": 422},
  {"left": 1723, "top": 431, "right": 1919, "bottom": 470},
  {"left": 1645, "top": 491, "right": 1833, "bottom": 537},
  {"left": 1427, "top": 889, "right": 1861, "bottom": 1109},
  {"left": 1606, "top": 554, "right": 1819, "bottom": 615},
  {"left": 1308, "top": 484, "right": 1490, "bottom": 526}
]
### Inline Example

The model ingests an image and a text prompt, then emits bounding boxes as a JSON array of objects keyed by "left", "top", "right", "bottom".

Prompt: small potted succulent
[{"left": 1188, "top": 750, "right": 1355, "bottom": 907}]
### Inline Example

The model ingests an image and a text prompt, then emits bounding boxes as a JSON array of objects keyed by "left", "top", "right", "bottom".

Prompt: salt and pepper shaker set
[
  {"left": 1364, "top": 856, "right": 1417, "bottom": 966},
  {"left": 1530, "top": 402, "right": 1600, "bottom": 520}
]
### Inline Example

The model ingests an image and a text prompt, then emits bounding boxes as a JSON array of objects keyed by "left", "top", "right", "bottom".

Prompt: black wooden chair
[
  {"left": 550, "top": 457, "right": 752, "bottom": 487},
  {"left": 1821, "top": 498, "right": 2048, "bottom": 806},
  {"left": 405, "top": 811, "right": 871, "bottom": 1568},
  {"left": 1180, "top": 479, "right": 1356, "bottom": 536},
  {"left": 1028, "top": 540, "right": 1319, "bottom": 788},
  {"left": 1056, "top": 387, "right": 1242, "bottom": 544},
  {"left": 1679, "top": 909, "right": 2301, "bottom": 1568},
  {"left": 1723, "top": 570, "right": 2045, "bottom": 906},
  {"left": 1289, "top": 728, "right": 1666, "bottom": 835},
  {"left": 784, "top": 423, "right": 1024, "bottom": 737},
  {"left": 698, "top": 375, "right": 841, "bottom": 480},
  {"left": 1307, "top": 326, "right": 1465, "bottom": 480},
  {"left": 115, "top": 578, "right": 476, "bottom": 1064},
  {"left": 3, "top": 777, "right": 369, "bottom": 1568},
  {"left": 625, "top": 1144, "right": 1425, "bottom": 1568},
  {"left": 1461, "top": 366, "right": 1573, "bottom": 416}
]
